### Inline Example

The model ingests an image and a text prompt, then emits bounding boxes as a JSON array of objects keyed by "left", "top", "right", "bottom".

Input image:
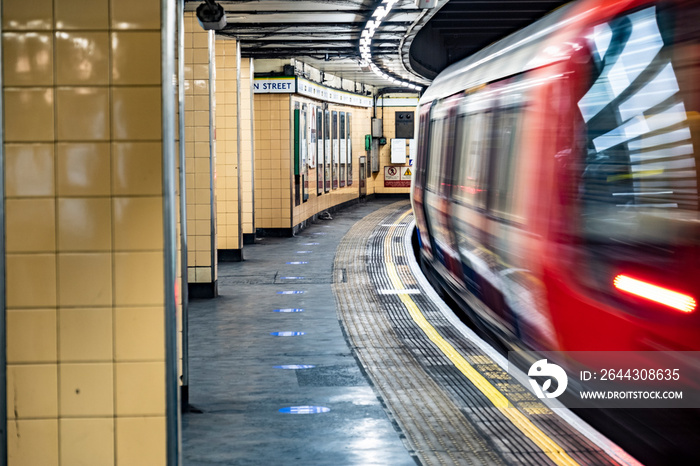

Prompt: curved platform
[{"left": 183, "top": 199, "right": 640, "bottom": 466}]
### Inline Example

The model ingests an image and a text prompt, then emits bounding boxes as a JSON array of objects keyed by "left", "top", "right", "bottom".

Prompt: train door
[
  {"left": 412, "top": 102, "right": 434, "bottom": 260},
  {"left": 480, "top": 86, "right": 527, "bottom": 336},
  {"left": 423, "top": 96, "right": 462, "bottom": 280},
  {"left": 449, "top": 93, "right": 495, "bottom": 314}
]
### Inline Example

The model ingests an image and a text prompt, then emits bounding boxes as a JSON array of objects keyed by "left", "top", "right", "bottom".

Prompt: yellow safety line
[{"left": 382, "top": 209, "right": 580, "bottom": 466}]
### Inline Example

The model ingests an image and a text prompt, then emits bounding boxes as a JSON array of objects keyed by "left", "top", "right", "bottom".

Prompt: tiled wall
[
  {"left": 2, "top": 0, "right": 168, "bottom": 464},
  {"left": 291, "top": 99, "right": 373, "bottom": 226},
  {"left": 184, "top": 12, "right": 217, "bottom": 289},
  {"left": 375, "top": 106, "right": 416, "bottom": 194},
  {"left": 254, "top": 93, "right": 376, "bottom": 230},
  {"left": 254, "top": 93, "right": 292, "bottom": 229},
  {"left": 214, "top": 37, "right": 239, "bottom": 251}
]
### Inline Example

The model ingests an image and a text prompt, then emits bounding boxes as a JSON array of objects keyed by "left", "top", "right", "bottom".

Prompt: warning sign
[
  {"left": 385, "top": 166, "right": 400, "bottom": 180},
  {"left": 384, "top": 165, "right": 411, "bottom": 188}
]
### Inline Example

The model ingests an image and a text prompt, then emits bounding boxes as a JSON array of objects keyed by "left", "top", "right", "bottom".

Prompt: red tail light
[{"left": 613, "top": 274, "right": 697, "bottom": 313}]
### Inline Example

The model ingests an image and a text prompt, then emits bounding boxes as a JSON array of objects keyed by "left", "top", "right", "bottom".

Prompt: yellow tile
[
  {"left": 55, "top": 0, "right": 108, "bottom": 29},
  {"left": 115, "top": 307, "right": 165, "bottom": 361},
  {"left": 55, "top": 32, "right": 109, "bottom": 86},
  {"left": 111, "top": 31, "right": 161, "bottom": 85},
  {"left": 7, "top": 420, "right": 58, "bottom": 466},
  {"left": 194, "top": 141, "right": 209, "bottom": 158},
  {"left": 112, "top": 87, "right": 162, "bottom": 140},
  {"left": 194, "top": 157, "right": 210, "bottom": 175},
  {"left": 116, "top": 417, "right": 166, "bottom": 466},
  {"left": 194, "top": 126, "right": 209, "bottom": 141},
  {"left": 195, "top": 188, "right": 210, "bottom": 205},
  {"left": 7, "top": 309, "right": 56, "bottom": 364},
  {"left": 194, "top": 235, "right": 210, "bottom": 252},
  {"left": 58, "top": 198, "right": 112, "bottom": 252},
  {"left": 191, "top": 93, "right": 209, "bottom": 110},
  {"left": 193, "top": 78, "right": 209, "bottom": 94},
  {"left": 57, "top": 253, "right": 112, "bottom": 306},
  {"left": 7, "top": 365, "right": 58, "bottom": 418},
  {"left": 4, "top": 88, "right": 54, "bottom": 142},
  {"left": 114, "top": 252, "right": 164, "bottom": 306},
  {"left": 4, "top": 144, "right": 54, "bottom": 197},
  {"left": 59, "top": 308, "right": 112, "bottom": 362},
  {"left": 195, "top": 251, "right": 211, "bottom": 267},
  {"left": 6, "top": 198, "right": 55, "bottom": 253},
  {"left": 194, "top": 110, "right": 209, "bottom": 127},
  {"left": 2, "top": 32, "right": 53, "bottom": 86},
  {"left": 113, "top": 197, "right": 164, "bottom": 250},
  {"left": 195, "top": 204, "right": 211, "bottom": 221},
  {"left": 193, "top": 29, "right": 209, "bottom": 49},
  {"left": 111, "top": 0, "right": 160, "bottom": 30},
  {"left": 59, "top": 363, "right": 114, "bottom": 416},
  {"left": 60, "top": 418, "right": 114, "bottom": 466},
  {"left": 112, "top": 142, "right": 163, "bottom": 195},
  {"left": 115, "top": 362, "right": 165, "bottom": 415},
  {"left": 6, "top": 254, "right": 56, "bottom": 308},
  {"left": 56, "top": 142, "right": 111, "bottom": 196},
  {"left": 56, "top": 87, "right": 110, "bottom": 141},
  {"left": 194, "top": 173, "right": 210, "bottom": 189},
  {"left": 2, "top": 0, "right": 53, "bottom": 30},
  {"left": 194, "top": 220, "right": 209, "bottom": 236}
]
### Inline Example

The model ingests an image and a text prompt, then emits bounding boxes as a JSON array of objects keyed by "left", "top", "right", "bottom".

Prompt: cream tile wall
[
  {"left": 2, "top": 0, "right": 168, "bottom": 464},
  {"left": 214, "top": 37, "right": 240, "bottom": 251},
  {"left": 184, "top": 12, "right": 217, "bottom": 286},
  {"left": 254, "top": 93, "right": 373, "bottom": 230},
  {"left": 291, "top": 100, "right": 369, "bottom": 225},
  {"left": 374, "top": 106, "right": 416, "bottom": 195},
  {"left": 254, "top": 93, "right": 292, "bottom": 229}
]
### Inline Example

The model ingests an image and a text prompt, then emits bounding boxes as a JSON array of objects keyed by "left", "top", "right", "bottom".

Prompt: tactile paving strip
[{"left": 333, "top": 200, "right": 621, "bottom": 466}]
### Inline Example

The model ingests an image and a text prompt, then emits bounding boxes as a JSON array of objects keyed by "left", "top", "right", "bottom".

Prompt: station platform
[{"left": 182, "top": 199, "right": 641, "bottom": 466}]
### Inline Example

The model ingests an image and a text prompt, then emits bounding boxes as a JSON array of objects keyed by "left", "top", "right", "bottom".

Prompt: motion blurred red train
[{"left": 412, "top": 0, "right": 700, "bottom": 353}]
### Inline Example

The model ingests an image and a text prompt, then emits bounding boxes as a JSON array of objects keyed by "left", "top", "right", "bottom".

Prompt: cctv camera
[{"left": 196, "top": 1, "right": 226, "bottom": 31}]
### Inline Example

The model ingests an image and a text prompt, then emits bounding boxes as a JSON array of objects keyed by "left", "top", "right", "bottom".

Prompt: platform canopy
[{"left": 184, "top": 0, "right": 569, "bottom": 89}]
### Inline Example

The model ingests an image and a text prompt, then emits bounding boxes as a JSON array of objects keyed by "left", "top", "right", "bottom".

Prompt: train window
[
  {"left": 453, "top": 112, "right": 490, "bottom": 208},
  {"left": 579, "top": 5, "right": 699, "bottom": 239},
  {"left": 575, "top": 3, "right": 699, "bottom": 310},
  {"left": 426, "top": 118, "right": 445, "bottom": 192},
  {"left": 490, "top": 108, "right": 521, "bottom": 218}
]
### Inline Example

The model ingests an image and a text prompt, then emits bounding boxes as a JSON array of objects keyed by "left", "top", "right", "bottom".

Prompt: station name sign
[
  {"left": 253, "top": 77, "right": 296, "bottom": 93},
  {"left": 296, "top": 78, "right": 372, "bottom": 108},
  {"left": 254, "top": 76, "right": 372, "bottom": 108}
]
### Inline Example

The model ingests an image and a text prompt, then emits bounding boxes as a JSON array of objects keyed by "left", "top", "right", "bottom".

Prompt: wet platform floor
[{"left": 182, "top": 199, "right": 416, "bottom": 465}]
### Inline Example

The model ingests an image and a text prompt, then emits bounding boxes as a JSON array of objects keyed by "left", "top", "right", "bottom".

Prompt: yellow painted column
[
  {"left": 2, "top": 0, "right": 173, "bottom": 464},
  {"left": 184, "top": 12, "right": 217, "bottom": 297}
]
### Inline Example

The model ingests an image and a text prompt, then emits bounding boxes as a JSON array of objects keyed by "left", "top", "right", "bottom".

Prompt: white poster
[
  {"left": 309, "top": 106, "right": 316, "bottom": 169},
  {"left": 391, "top": 138, "right": 407, "bottom": 164}
]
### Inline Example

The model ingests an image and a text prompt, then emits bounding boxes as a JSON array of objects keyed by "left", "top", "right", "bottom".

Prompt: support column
[
  {"left": 214, "top": 37, "right": 242, "bottom": 261},
  {"left": 240, "top": 57, "right": 255, "bottom": 245},
  {"left": 1, "top": 0, "right": 178, "bottom": 464},
  {"left": 184, "top": 13, "right": 217, "bottom": 297}
]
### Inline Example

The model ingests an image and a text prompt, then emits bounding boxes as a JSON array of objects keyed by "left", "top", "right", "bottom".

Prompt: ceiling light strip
[{"left": 360, "top": 0, "right": 423, "bottom": 91}]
